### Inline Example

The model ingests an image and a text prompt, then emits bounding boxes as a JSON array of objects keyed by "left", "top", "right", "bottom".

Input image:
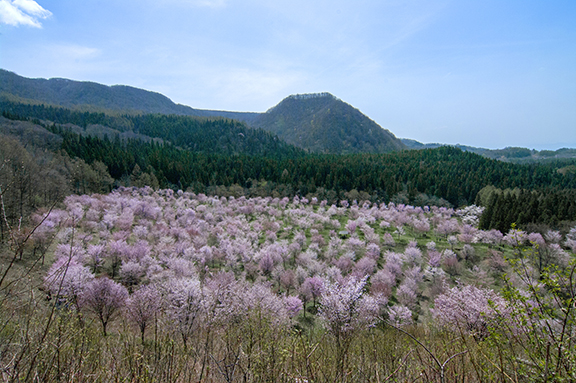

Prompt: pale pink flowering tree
[
  {"left": 412, "top": 218, "right": 431, "bottom": 236},
  {"left": 120, "top": 260, "right": 147, "bottom": 289},
  {"left": 318, "top": 276, "right": 381, "bottom": 378},
  {"left": 126, "top": 284, "right": 162, "bottom": 342},
  {"left": 44, "top": 257, "right": 94, "bottom": 310},
  {"left": 447, "top": 235, "right": 458, "bottom": 250},
  {"left": 370, "top": 268, "right": 396, "bottom": 297},
  {"left": 565, "top": 238, "right": 576, "bottom": 253},
  {"left": 382, "top": 232, "right": 396, "bottom": 247},
  {"left": 383, "top": 251, "right": 403, "bottom": 279},
  {"left": 432, "top": 283, "right": 508, "bottom": 339},
  {"left": 301, "top": 276, "right": 324, "bottom": 309},
  {"left": 397, "top": 268, "right": 421, "bottom": 310},
  {"left": 345, "top": 220, "right": 357, "bottom": 234},
  {"left": 504, "top": 229, "right": 528, "bottom": 247},
  {"left": 435, "top": 219, "right": 459, "bottom": 238},
  {"left": 403, "top": 246, "right": 422, "bottom": 266},
  {"left": 428, "top": 251, "right": 442, "bottom": 268},
  {"left": 334, "top": 253, "right": 355, "bottom": 274},
  {"left": 318, "top": 276, "right": 380, "bottom": 337},
  {"left": 258, "top": 253, "right": 274, "bottom": 276},
  {"left": 284, "top": 295, "right": 303, "bottom": 318},
  {"left": 353, "top": 256, "right": 377, "bottom": 278},
  {"left": 527, "top": 232, "right": 545, "bottom": 247},
  {"left": 544, "top": 230, "right": 562, "bottom": 244},
  {"left": 365, "top": 243, "right": 380, "bottom": 259},
  {"left": 442, "top": 249, "right": 460, "bottom": 277},
  {"left": 279, "top": 269, "right": 297, "bottom": 295},
  {"left": 80, "top": 277, "right": 129, "bottom": 336},
  {"left": 163, "top": 278, "right": 205, "bottom": 348},
  {"left": 387, "top": 305, "right": 413, "bottom": 327}
]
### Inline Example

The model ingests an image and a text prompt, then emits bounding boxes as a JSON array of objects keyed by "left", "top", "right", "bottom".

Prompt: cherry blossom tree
[
  {"left": 80, "top": 277, "right": 128, "bottom": 336},
  {"left": 163, "top": 278, "right": 206, "bottom": 347},
  {"left": 44, "top": 257, "right": 94, "bottom": 310},
  {"left": 318, "top": 276, "right": 381, "bottom": 378},
  {"left": 388, "top": 305, "right": 413, "bottom": 327},
  {"left": 126, "top": 285, "right": 162, "bottom": 342},
  {"left": 300, "top": 276, "right": 324, "bottom": 314},
  {"left": 432, "top": 283, "right": 508, "bottom": 338}
]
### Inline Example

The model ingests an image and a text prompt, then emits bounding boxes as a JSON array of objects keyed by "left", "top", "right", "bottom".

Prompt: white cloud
[
  {"left": 0, "top": 0, "right": 51, "bottom": 27},
  {"left": 48, "top": 43, "right": 101, "bottom": 62},
  {"left": 13, "top": 0, "right": 50, "bottom": 17}
]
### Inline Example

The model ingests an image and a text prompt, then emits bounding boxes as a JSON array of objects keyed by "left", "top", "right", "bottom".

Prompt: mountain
[
  {"left": 0, "top": 69, "right": 259, "bottom": 123},
  {"left": 401, "top": 138, "right": 576, "bottom": 163},
  {"left": 250, "top": 93, "right": 406, "bottom": 154},
  {"left": 0, "top": 100, "right": 304, "bottom": 159},
  {"left": 1, "top": 71, "right": 406, "bottom": 155}
]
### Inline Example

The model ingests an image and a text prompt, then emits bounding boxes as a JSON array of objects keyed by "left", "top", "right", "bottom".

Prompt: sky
[{"left": 1, "top": 0, "right": 575, "bottom": 150}]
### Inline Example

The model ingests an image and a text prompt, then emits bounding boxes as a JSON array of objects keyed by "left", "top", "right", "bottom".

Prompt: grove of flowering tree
[{"left": 4, "top": 186, "right": 574, "bottom": 381}]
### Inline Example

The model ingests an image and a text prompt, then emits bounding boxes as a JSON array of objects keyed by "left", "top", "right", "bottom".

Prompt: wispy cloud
[
  {"left": 49, "top": 43, "right": 101, "bottom": 60},
  {"left": 0, "top": 0, "right": 51, "bottom": 27}
]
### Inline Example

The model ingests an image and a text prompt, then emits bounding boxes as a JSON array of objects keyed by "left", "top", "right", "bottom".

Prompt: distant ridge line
[{"left": 287, "top": 92, "right": 339, "bottom": 101}]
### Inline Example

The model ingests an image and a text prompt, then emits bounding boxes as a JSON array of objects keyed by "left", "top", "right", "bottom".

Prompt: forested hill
[
  {"left": 0, "top": 69, "right": 259, "bottom": 123},
  {"left": 46, "top": 131, "right": 576, "bottom": 229},
  {"left": 0, "top": 100, "right": 304, "bottom": 159},
  {"left": 251, "top": 93, "right": 406, "bottom": 154},
  {"left": 402, "top": 138, "right": 576, "bottom": 163},
  {"left": 1, "top": 71, "right": 406, "bottom": 155},
  {"left": 2, "top": 99, "right": 576, "bottom": 232},
  {"left": 7, "top": 102, "right": 573, "bottom": 203}
]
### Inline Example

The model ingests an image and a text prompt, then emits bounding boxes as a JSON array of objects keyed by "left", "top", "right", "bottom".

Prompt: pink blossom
[
  {"left": 504, "top": 229, "right": 527, "bottom": 247},
  {"left": 353, "top": 257, "right": 377, "bottom": 278},
  {"left": 432, "top": 284, "right": 508, "bottom": 337},
  {"left": 370, "top": 269, "right": 395, "bottom": 296},
  {"left": 80, "top": 277, "right": 128, "bottom": 336},
  {"left": 301, "top": 276, "right": 325, "bottom": 305},
  {"left": 126, "top": 285, "right": 162, "bottom": 342},
  {"left": 544, "top": 230, "right": 562, "bottom": 244},
  {"left": 527, "top": 232, "right": 545, "bottom": 247},
  {"left": 284, "top": 295, "right": 303, "bottom": 317},
  {"left": 44, "top": 257, "right": 94, "bottom": 308},
  {"left": 318, "top": 276, "right": 381, "bottom": 339},
  {"left": 388, "top": 305, "right": 413, "bottom": 327}
]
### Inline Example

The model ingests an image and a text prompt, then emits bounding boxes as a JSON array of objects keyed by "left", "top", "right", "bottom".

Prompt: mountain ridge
[
  {"left": 401, "top": 138, "right": 576, "bottom": 163},
  {"left": 4, "top": 69, "right": 574, "bottom": 159},
  {"left": 251, "top": 92, "right": 406, "bottom": 154},
  {"left": 0, "top": 70, "right": 405, "bottom": 154},
  {"left": 0, "top": 69, "right": 260, "bottom": 122}
]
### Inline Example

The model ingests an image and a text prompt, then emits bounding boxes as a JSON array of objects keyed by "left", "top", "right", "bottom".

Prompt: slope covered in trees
[
  {"left": 402, "top": 138, "right": 576, "bottom": 163},
  {"left": 51, "top": 124, "right": 576, "bottom": 231},
  {"left": 252, "top": 93, "right": 406, "bottom": 154},
  {"left": 1, "top": 71, "right": 408, "bottom": 155},
  {"left": 2, "top": 187, "right": 575, "bottom": 381},
  {"left": 2, "top": 98, "right": 576, "bottom": 234},
  {"left": 0, "top": 100, "right": 303, "bottom": 158},
  {"left": 0, "top": 69, "right": 259, "bottom": 122}
]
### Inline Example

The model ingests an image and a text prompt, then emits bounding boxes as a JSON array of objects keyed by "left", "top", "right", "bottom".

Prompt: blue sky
[{"left": 1, "top": 0, "right": 575, "bottom": 150}]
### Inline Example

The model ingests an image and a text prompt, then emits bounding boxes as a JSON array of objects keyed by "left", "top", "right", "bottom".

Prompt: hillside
[
  {"left": 0, "top": 100, "right": 303, "bottom": 159},
  {"left": 401, "top": 138, "right": 576, "bottom": 163},
  {"left": 1, "top": 71, "right": 407, "bottom": 155},
  {"left": 2, "top": 186, "right": 575, "bottom": 381},
  {"left": 251, "top": 93, "right": 406, "bottom": 154},
  {"left": 0, "top": 69, "right": 259, "bottom": 123}
]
